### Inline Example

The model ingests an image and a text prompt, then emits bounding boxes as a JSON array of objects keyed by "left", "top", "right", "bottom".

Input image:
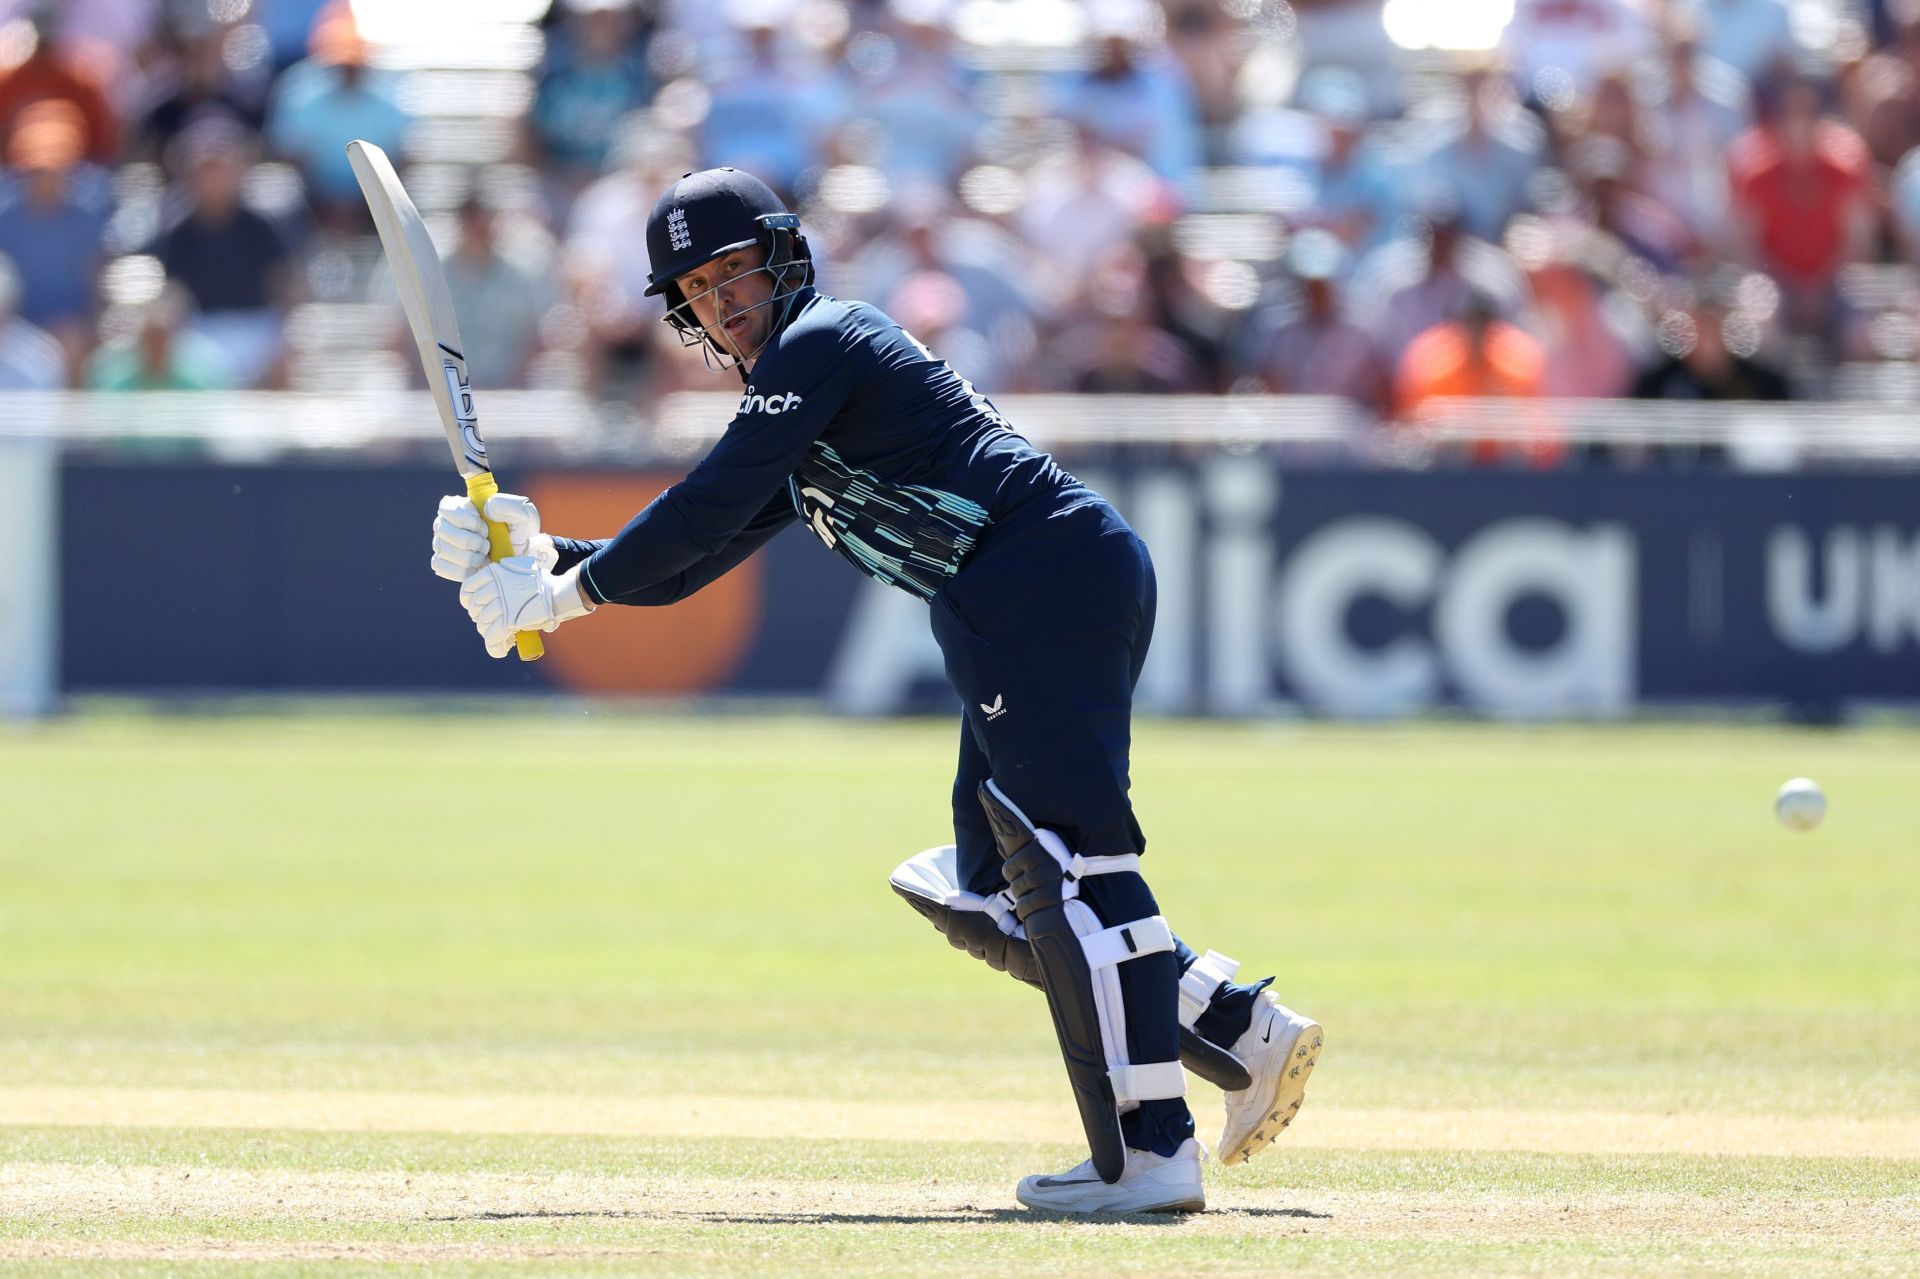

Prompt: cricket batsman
[{"left": 429, "top": 167, "right": 1321, "bottom": 1213}]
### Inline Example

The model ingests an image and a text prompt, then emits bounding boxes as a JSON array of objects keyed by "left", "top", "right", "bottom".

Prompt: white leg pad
[
  {"left": 980, "top": 779, "right": 1186, "bottom": 1111},
  {"left": 1066, "top": 891, "right": 1184, "bottom": 1113},
  {"left": 889, "top": 843, "right": 1024, "bottom": 938}
]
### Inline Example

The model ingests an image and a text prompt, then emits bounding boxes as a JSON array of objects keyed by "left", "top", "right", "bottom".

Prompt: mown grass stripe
[
  {"left": 4, "top": 1089, "right": 1916, "bottom": 1159},
  {"left": 2, "top": 1165, "right": 1915, "bottom": 1252},
  {"left": 4, "top": 1126, "right": 1919, "bottom": 1199}
]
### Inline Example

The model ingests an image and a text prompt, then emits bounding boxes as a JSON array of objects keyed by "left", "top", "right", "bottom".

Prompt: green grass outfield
[{"left": 1, "top": 712, "right": 1915, "bottom": 1276}]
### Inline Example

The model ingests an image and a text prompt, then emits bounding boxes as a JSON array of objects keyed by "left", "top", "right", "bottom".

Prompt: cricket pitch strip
[{"left": 4, "top": 1088, "right": 1918, "bottom": 1275}]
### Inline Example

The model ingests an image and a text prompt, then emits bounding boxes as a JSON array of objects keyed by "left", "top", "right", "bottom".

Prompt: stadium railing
[{"left": 3, "top": 392, "right": 1916, "bottom": 469}]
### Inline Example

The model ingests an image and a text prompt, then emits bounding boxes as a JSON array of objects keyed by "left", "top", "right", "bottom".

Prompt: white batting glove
[
  {"left": 459, "top": 559, "right": 596, "bottom": 658},
  {"left": 431, "top": 493, "right": 557, "bottom": 582}
]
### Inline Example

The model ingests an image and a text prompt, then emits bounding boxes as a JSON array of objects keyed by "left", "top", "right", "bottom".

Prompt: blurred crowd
[{"left": 3, "top": 0, "right": 1919, "bottom": 458}]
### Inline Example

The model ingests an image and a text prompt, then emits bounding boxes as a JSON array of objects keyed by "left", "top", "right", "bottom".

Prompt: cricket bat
[{"left": 346, "top": 139, "right": 544, "bottom": 661}]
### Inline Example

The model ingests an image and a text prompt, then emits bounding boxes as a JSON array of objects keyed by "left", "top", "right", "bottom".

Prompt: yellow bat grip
[{"left": 464, "top": 471, "right": 545, "bottom": 662}]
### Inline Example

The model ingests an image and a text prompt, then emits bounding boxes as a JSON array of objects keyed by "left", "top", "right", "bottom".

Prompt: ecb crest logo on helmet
[{"left": 667, "top": 207, "right": 691, "bottom": 252}]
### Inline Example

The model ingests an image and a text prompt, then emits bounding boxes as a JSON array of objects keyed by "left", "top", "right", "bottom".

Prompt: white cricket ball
[{"left": 1775, "top": 778, "right": 1826, "bottom": 831}]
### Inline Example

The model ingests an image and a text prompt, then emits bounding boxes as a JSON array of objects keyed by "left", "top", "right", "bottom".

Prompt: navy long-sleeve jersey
[
  {"left": 550, "top": 285, "right": 1198, "bottom": 1156},
  {"left": 551, "top": 287, "right": 1094, "bottom": 604}
]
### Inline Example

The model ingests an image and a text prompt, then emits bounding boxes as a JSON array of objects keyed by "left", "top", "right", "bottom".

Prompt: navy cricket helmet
[{"left": 643, "top": 167, "right": 814, "bottom": 367}]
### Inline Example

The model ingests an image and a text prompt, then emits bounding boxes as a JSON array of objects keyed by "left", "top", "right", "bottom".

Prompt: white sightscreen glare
[
  {"left": 347, "top": 0, "right": 548, "bottom": 44},
  {"left": 0, "top": 438, "right": 58, "bottom": 718},
  {"left": 1383, "top": 0, "right": 1515, "bottom": 50}
]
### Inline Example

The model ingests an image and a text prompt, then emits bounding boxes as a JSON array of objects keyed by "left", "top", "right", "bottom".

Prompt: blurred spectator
[
  {"left": 656, "top": 0, "right": 761, "bottom": 79},
  {"left": 1017, "top": 128, "right": 1172, "bottom": 301},
  {"left": 0, "top": 100, "right": 114, "bottom": 369},
  {"left": 1347, "top": 200, "right": 1533, "bottom": 367},
  {"left": 1224, "top": 88, "right": 1324, "bottom": 174},
  {"left": 148, "top": 118, "right": 293, "bottom": 388},
  {"left": 1237, "top": 229, "right": 1389, "bottom": 413},
  {"left": 1563, "top": 135, "right": 1692, "bottom": 274},
  {"left": 0, "top": 0, "right": 1890, "bottom": 412},
  {"left": 1067, "top": 308, "right": 1201, "bottom": 392},
  {"left": 1508, "top": 220, "right": 1654, "bottom": 398},
  {"left": 258, "top": 0, "right": 335, "bottom": 74},
  {"left": 1139, "top": 225, "right": 1234, "bottom": 391},
  {"left": 83, "top": 284, "right": 231, "bottom": 390},
  {"left": 1501, "top": 0, "right": 1656, "bottom": 104},
  {"left": 1618, "top": 285, "right": 1790, "bottom": 466},
  {"left": 1635, "top": 24, "right": 1753, "bottom": 251},
  {"left": 438, "top": 197, "right": 556, "bottom": 389},
  {"left": 1290, "top": 67, "right": 1402, "bottom": 254},
  {"left": 1394, "top": 290, "right": 1558, "bottom": 466},
  {"left": 135, "top": 19, "right": 272, "bottom": 165},
  {"left": 699, "top": 8, "right": 849, "bottom": 197},
  {"left": 1676, "top": 0, "right": 1802, "bottom": 86},
  {"left": 1043, "top": 242, "right": 1203, "bottom": 393},
  {"left": 1633, "top": 290, "right": 1792, "bottom": 400},
  {"left": 1162, "top": 0, "right": 1249, "bottom": 145},
  {"left": 1580, "top": 70, "right": 1652, "bottom": 166},
  {"left": 1411, "top": 68, "right": 1547, "bottom": 244},
  {"left": 563, "top": 131, "right": 697, "bottom": 399},
  {"left": 1051, "top": 5, "right": 1201, "bottom": 187},
  {"left": 847, "top": 186, "right": 1040, "bottom": 375},
  {"left": 0, "top": 0, "right": 159, "bottom": 78},
  {"left": 0, "top": 8, "right": 119, "bottom": 164},
  {"left": 838, "top": 5, "right": 980, "bottom": 188},
  {"left": 1882, "top": 1, "right": 1920, "bottom": 80},
  {"left": 1288, "top": 0, "right": 1405, "bottom": 120},
  {"left": 529, "top": 0, "right": 654, "bottom": 197},
  {"left": 1838, "top": 30, "right": 1920, "bottom": 170},
  {"left": 0, "top": 251, "right": 64, "bottom": 389},
  {"left": 0, "top": 0, "right": 156, "bottom": 137},
  {"left": 265, "top": 5, "right": 410, "bottom": 226},
  {"left": 886, "top": 0, "right": 973, "bottom": 97},
  {"left": 885, "top": 267, "right": 1009, "bottom": 391},
  {"left": 1888, "top": 142, "right": 1920, "bottom": 257},
  {"left": 1727, "top": 78, "right": 1877, "bottom": 333}
]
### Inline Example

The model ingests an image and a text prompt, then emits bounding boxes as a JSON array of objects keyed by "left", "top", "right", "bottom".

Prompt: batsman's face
[{"left": 677, "top": 245, "right": 775, "bottom": 362}]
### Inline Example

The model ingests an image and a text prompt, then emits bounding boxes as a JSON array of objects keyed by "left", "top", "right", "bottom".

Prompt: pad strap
[
  {"left": 1026, "top": 821, "right": 1142, "bottom": 898},
  {"left": 1068, "top": 853, "right": 1142, "bottom": 879},
  {"left": 1081, "top": 915, "right": 1175, "bottom": 970},
  {"left": 1108, "top": 1061, "right": 1186, "bottom": 1105},
  {"left": 982, "top": 889, "right": 1021, "bottom": 936},
  {"left": 1177, "top": 949, "right": 1240, "bottom": 1029}
]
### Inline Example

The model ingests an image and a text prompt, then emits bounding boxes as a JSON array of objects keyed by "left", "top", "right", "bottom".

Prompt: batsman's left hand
[{"left": 459, "top": 559, "right": 595, "bottom": 658}]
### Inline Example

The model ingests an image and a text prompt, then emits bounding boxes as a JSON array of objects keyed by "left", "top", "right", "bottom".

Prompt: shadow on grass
[{"left": 433, "top": 1205, "right": 1333, "bottom": 1227}]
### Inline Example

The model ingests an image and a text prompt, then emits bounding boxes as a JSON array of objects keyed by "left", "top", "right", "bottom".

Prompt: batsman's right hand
[{"left": 430, "top": 492, "right": 557, "bottom": 582}]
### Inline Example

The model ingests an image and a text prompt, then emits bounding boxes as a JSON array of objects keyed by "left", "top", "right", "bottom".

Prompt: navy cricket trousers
[{"left": 929, "top": 497, "right": 1199, "bottom": 1156}]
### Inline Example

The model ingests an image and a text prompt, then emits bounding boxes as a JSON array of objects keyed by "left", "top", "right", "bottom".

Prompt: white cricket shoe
[
  {"left": 1015, "top": 1137, "right": 1207, "bottom": 1214},
  {"left": 1219, "top": 992, "right": 1322, "bottom": 1165}
]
